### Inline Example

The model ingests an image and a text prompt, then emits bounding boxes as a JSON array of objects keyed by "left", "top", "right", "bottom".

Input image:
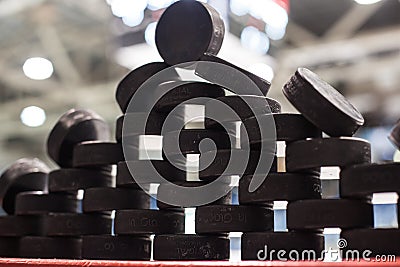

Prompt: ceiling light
[
  {"left": 145, "top": 22, "right": 157, "bottom": 47},
  {"left": 240, "top": 26, "right": 270, "bottom": 54},
  {"left": 23, "top": 57, "right": 53, "bottom": 80},
  {"left": 122, "top": 10, "right": 144, "bottom": 27},
  {"left": 354, "top": 0, "right": 382, "bottom": 5},
  {"left": 20, "top": 106, "right": 46, "bottom": 127},
  {"left": 111, "top": 0, "right": 147, "bottom": 18}
]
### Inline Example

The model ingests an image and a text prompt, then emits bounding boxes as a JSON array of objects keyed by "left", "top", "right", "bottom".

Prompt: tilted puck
[{"left": 72, "top": 141, "right": 124, "bottom": 167}]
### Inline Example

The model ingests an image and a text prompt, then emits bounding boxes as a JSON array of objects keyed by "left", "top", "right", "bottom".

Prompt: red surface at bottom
[{"left": 0, "top": 259, "right": 399, "bottom": 267}]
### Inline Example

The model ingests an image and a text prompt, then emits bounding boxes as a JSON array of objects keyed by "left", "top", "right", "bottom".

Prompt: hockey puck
[
  {"left": 43, "top": 213, "right": 112, "bottom": 236},
  {"left": 19, "top": 236, "right": 82, "bottom": 259},
  {"left": 242, "top": 232, "right": 324, "bottom": 260},
  {"left": 195, "top": 205, "right": 273, "bottom": 233},
  {"left": 114, "top": 209, "right": 185, "bottom": 235},
  {"left": 287, "top": 199, "right": 373, "bottom": 230},
  {"left": 286, "top": 137, "right": 371, "bottom": 171},
  {"left": 72, "top": 141, "right": 124, "bottom": 167},
  {"left": 153, "top": 234, "right": 229, "bottom": 260},
  {"left": 15, "top": 192, "right": 80, "bottom": 215},
  {"left": 82, "top": 235, "right": 151, "bottom": 260},
  {"left": 239, "top": 173, "right": 321, "bottom": 204},
  {"left": 0, "top": 158, "right": 49, "bottom": 214},
  {"left": 48, "top": 168, "right": 114, "bottom": 192},
  {"left": 283, "top": 68, "right": 364, "bottom": 136},
  {"left": 0, "top": 237, "right": 19, "bottom": 257},
  {"left": 83, "top": 187, "right": 149, "bottom": 212},
  {"left": 155, "top": 1, "right": 224, "bottom": 65},
  {"left": 47, "top": 109, "right": 110, "bottom": 167},
  {"left": 389, "top": 120, "right": 400, "bottom": 150},
  {"left": 0, "top": 215, "right": 43, "bottom": 236}
]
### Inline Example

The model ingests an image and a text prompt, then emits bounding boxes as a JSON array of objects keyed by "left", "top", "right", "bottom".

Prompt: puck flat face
[
  {"left": 116, "top": 62, "right": 171, "bottom": 112},
  {"left": 0, "top": 237, "right": 19, "bottom": 257},
  {"left": 0, "top": 158, "right": 49, "bottom": 215},
  {"left": 82, "top": 235, "right": 151, "bottom": 260},
  {"left": 43, "top": 213, "right": 112, "bottom": 236},
  {"left": 19, "top": 236, "right": 82, "bottom": 259},
  {"left": 197, "top": 55, "right": 271, "bottom": 95},
  {"left": 287, "top": 199, "right": 373, "bottom": 230},
  {"left": 389, "top": 120, "right": 400, "bottom": 150},
  {"left": 286, "top": 137, "right": 371, "bottom": 171},
  {"left": 153, "top": 234, "right": 229, "bottom": 260},
  {"left": 48, "top": 168, "right": 114, "bottom": 192},
  {"left": 114, "top": 209, "right": 185, "bottom": 235},
  {"left": 195, "top": 205, "right": 273, "bottom": 233},
  {"left": 155, "top": 1, "right": 224, "bottom": 65},
  {"left": 154, "top": 82, "right": 225, "bottom": 112},
  {"left": 0, "top": 215, "right": 43, "bottom": 236},
  {"left": 83, "top": 187, "right": 149, "bottom": 212},
  {"left": 341, "top": 229, "right": 400, "bottom": 256},
  {"left": 242, "top": 232, "right": 324, "bottom": 260},
  {"left": 340, "top": 163, "right": 400, "bottom": 198},
  {"left": 47, "top": 109, "right": 110, "bottom": 167},
  {"left": 243, "top": 113, "right": 322, "bottom": 143},
  {"left": 283, "top": 68, "right": 364, "bottom": 137},
  {"left": 239, "top": 173, "right": 321, "bottom": 204},
  {"left": 15, "top": 192, "right": 80, "bottom": 215},
  {"left": 72, "top": 141, "right": 124, "bottom": 167}
]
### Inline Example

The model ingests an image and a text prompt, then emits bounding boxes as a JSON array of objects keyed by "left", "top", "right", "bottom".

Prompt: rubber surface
[
  {"left": 286, "top": 137, "right": 371, "bottom": 171},
  {"left": 0, "top": 215, "right": 43, "bottom": 236},
  {"left": 72, "top": 141, "right": 124, "bottom": 167},
  {"left": 287, "top": 199, "right": 373, "bottom": 230},
  {"left": 283, "top": 68, "right": 364, "bottom": 136},
  {"left": 153, "top": 234, "right": 229, "bottom": 260},
  {"left": 0, "top": 237, "right": 19, "bottom": 257},
  {"left": 82, "top": 235, "right": 151, "bottom": 260},
  {"left": 155, "top": 1, "right": 224, "bottom": 65},
  {"left": 48, "top": 168, "right": 114, "bottom": 192},
  {"left": 242, "top": 232, "right": 324, "bottom": 260},
  {"left": 47, "top": 109, "right": 110, "bottom": 167},
  {"left": 19, "top": 236, "right": 82, "bottom": 259},
  {"left": 239, "top": 173, "right": 321, "bottom": 204},
  {"left": 195, "top": 205, "right": 273, "bottom": 233}
]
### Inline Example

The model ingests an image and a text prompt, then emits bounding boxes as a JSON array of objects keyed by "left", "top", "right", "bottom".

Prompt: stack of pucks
[
  {"left": 17, "top": 109, "right": 112, "bottom": 259},
  {"left": 337, "top": 120, "right": 400, "bottom": 257},
  {"left": 0, "top": 158, "right": 49, "bottom": 257},
  {"left": 271, "top": 68, "right": 373, "bottom": 255}
]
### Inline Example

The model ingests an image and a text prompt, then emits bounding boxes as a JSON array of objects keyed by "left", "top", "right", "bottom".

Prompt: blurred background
[{"left": 0, "top": 0, "right": 399, "bottom": 170}]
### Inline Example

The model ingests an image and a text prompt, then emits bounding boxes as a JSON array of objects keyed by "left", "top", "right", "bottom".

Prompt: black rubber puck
[
  {"left": 47, "top": 109, "right": 110, "bottom": 167},
  {"left": 15, "top": 192, "right": 80, "bottom": 215},
  {"left": 242, "top": 232, "right": 324, "bottom": 260},
  {"left": 83, "top": 187, "right": 149, "bottom": 212},
  {"left": 115, "top": 112, "right": 166, "bottom": 142},
  {"left": 0, "top": 237, "right": 19, "bottom": 257},
  {"left": 389, "top": 120, "right": 400, "bottom": 150},
  {"left": 283, "top": 68, "right": 364, "bottom": 137},
  {"left": 340, "top": 162, "right": 400, "bottom": 199},
  {"left": 157, "top": 181, "right": 232, "bottom": 210},
  {"left": 19, "top": 236, "right": 82, "bottom": 259},
  {"left": 286, "top": 137, "right": 371, "bottom": 171},
  {"left": 154, "top": 82, "right": 225, "bottom": 112},
  {"left": 82, "top": 235, "right": 151, "bottom": 260},
  {"left": 341, "top": 229, "right": 400, "bottom": 257},
  {"left": 116, "top": 160, "right": 186, "bottom": 187},
  {"left": 114, "top": 209, "right": 185, "bottom": 235},
  {"left": 43, "top": 213, "right": 112, "bottom": 236},
  {"left": 72, "top": 141, "right": 124, "bottom": 167},
  {"left": 163, "top": 129, "right": 231, "bottom": 155},
  {"left": 243, "top": 113, "right": 322, "bottom": 143},
  {"left": 155, "top": 1, "right": 224, "bottom": 65},
  {"left": 287, "top": 199, "right": 373, "bottom": 230},
  {"left": 196, "top": 54, "right": 271, "bottom": 95},
  {"left": 195, "top": 205, "right": 273, "bottom": 234},
  {"left": 153, "top": 234, "right": 229, "bottom": 260},
  {"left": 0, "top": 215, "right": 43, "bottom": 236},
  {"left": 239, "top": 173, "right": 321, "bottom": 204},
  {"left": 48, "top": 168, "right": 114, "bottom": 192},
  {"left": 0, "top": 158, "right": 49, "bottom": 214}
]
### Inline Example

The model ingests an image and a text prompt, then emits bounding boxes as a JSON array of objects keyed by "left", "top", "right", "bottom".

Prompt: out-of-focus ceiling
[{"left": 0, "top": 0, "right": 399, "bottom": 168}]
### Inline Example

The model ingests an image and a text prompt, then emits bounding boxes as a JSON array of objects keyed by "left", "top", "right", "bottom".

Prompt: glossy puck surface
[
  {"left": 0, "top": 215, "right": 44, "bottom": 236},
  {"left": 15, "top": 192, "right": 80, "bottom": 215},
  {"left": 153, "top": 234, "right": 229, "bottom": 260},
  {"left": 47, "top": 109, "right": 110, "bottom": 167},
  {"left": 195, "top": 205, "right": 273, "bottom": 233},
  {"left": 287, "top": 199, "right": 373, "bottom": 230},
  {"left": 48, "top": 168, "right": 114, "bottom": 192},
  {"left": 83, "top": 187, "right": 149, "bottom": 212},
  {"left": 239, "top": 173, "right": 321, "bottom": 204},
  {"left": 286, "top": 137, "right": 371, "bottom": 171},
  {"left": 155, "top": 1, "right": 224, "bottom": 65},
  {"left": 72, "top": 141, "right": 124, "bottom": 167},
  {"left": 283, "top": 68, "right": 364, "bottom": 136},
  {"left": 19, "top": 236, "right": 82, "bottom": 259},
  {"left": 82, "top": 235, "right": 151, "bottom": 260}
]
